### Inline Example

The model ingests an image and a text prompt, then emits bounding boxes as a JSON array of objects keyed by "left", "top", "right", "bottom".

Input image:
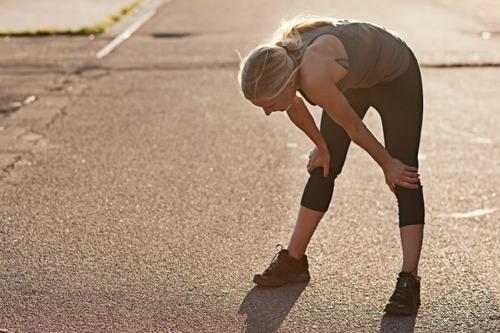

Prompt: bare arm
[
  {"left": 320, "top": 89, "right": 392, "bottom": 169},
  {"left": 285, "top": 95, "right": 327, "bottom": 151},
  {"left": 285, "top": 95, "right": 330, "bottom": 177}
]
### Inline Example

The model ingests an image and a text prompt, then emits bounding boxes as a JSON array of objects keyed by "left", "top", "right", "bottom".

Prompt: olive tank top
[{"left": 296, "top": 19, "right": 411, "bottom": 105}]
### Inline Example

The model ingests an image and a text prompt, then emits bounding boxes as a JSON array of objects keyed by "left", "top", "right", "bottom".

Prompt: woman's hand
[
  {"left": 307, "top": 146, "right": 330, "bottom": 177},
  {"left": 383, "top": 158, "right": 421, "bottom": 193}
]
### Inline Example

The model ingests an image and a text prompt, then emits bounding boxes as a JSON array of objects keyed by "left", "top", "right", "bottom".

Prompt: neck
[
  {"left": 285, "top": 71, "right": 301, "bottom": 93},
  {"left": 294, "top": 74, "right": 302, "bottom": 90}
]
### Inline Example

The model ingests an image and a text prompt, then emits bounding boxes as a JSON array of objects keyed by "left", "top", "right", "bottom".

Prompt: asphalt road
[{"left": 0, "top": 0, "right": 499, "bottom": 332}]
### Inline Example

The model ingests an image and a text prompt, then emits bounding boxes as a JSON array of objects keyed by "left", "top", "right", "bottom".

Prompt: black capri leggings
[{"left": 300, "top": 48, "right": 425, "bottom": 227}]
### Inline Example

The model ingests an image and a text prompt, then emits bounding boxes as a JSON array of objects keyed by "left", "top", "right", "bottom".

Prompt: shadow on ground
[
  {"left": 380, "top": 312, "right": 417, "bottom": 333},
  {"left": 238, "top": 282, "right": 308, "bottom": 333}
]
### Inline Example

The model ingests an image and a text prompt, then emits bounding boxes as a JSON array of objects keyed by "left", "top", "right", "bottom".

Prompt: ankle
[
  {"left": 402, "top": 269, "right": 418, "bottom": 278},
  {"left": 287, "top": 249, "right": 304, "bottom": 261}
]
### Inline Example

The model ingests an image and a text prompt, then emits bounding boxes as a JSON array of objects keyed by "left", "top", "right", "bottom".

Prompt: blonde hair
[{"left": 237, "top": 14, "right": 339, "bottom": 100}]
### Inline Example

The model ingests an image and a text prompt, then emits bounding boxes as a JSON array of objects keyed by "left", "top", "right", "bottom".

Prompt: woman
[{"left": 237, "top": 15, "right": 424, "bottom": 316}]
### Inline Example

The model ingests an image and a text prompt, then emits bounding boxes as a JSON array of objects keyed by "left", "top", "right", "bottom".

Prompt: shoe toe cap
[{"left": 253, "top": 274, "right": 268, "bottom": 284}]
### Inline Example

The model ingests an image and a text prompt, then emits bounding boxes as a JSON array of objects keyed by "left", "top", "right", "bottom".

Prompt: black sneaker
[
  {"left": 384, "top": 271, "right": 421, "bottom": 315},
  {"left": 253, "top": 244, "right": 311, "bottom": 287}
]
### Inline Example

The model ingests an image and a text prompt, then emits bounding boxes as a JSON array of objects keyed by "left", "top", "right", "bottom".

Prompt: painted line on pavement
[
  {"left": 439, "top": 207, "right": 498, "bottom": 219},
  {"left": 96, "top": 0, "right": 169, "bottom": 59},
  {"left": 421, "top": 62, "right": 500, "bottom": 68}
]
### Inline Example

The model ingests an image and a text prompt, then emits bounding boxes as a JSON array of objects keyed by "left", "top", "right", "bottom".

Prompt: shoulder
[
  {"left": 299, "top": 45, "right": 334, "bottom": 84},
  {"left": 297, "top": 44, "right": 345, "bottom": 106},
  {"left": 298, "top": 41, "right": 338, "bottom": 92},
  {"left": 306, "top": 33, "right": 346, "bottom": 57},
  {"left": 298, "top": 34, "right": 348, "bottom": 84}
]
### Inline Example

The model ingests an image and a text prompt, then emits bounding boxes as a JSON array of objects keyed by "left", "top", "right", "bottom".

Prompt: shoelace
[
  {"left": 266, "top": 243, "right": 285, "bottom": 272},
  {"left": 397, "top": 277, "right": 410, "bottom": 289},
  {"left": 271, "top": 243, "right": 285, "bottom": 260},
  {"left": 393, "top": 275, "right": 414, "bottom": 299}
]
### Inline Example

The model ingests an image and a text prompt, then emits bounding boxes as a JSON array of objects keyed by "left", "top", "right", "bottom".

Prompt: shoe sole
[
  {"left": 384, "top": 303, "right": 419, "bottom": 316},
  {"left": 253, "top": 272, "right": 311, "bottom": 287}
]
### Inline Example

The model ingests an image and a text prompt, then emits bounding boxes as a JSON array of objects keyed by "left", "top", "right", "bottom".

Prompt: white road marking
[
  {"left": 96, "top": 0, "right": 168, "bottom": 59},
  {"left": 482, "top": 31, "right": 492, "bottom": 40},
  {"left": 439, "top": 207, "right": 498, "bottom": 218},
  {"left": 471, "top": 137, "right": 492, "bottom": 144}
]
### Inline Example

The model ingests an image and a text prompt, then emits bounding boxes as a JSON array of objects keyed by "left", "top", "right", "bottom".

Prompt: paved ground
[{"left": 0, "top": 0, "right": 499, "bottom": 332}]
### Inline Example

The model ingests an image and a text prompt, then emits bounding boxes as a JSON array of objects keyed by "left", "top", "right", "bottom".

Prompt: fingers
[
  {"left": 401, "top": 168, "right": 421, "bottom": 184},
  {"left": 397, "top": 181, "right": 421, "bottom": 190},
  {"left": 402, "top": 170, "right": 420, "bottom": 178},
  {"left": 387, "top": 173, "right": 420, "bottom": 184},
  {"left": 322, "top": 154, "right": 330, "bottom": 178},
  {"left": 307, "top": 158, "right": 318, "bottom": 173},
  {"left": 388, "top": 160, "right": 421, "bottom": 190},
  {"left": 388, "top": 179, "right": 421, "bottom": 190},
  {"left": 307, "top": 157, "right": 329, "bottom": 176},
  {"left": 400, "top": 164, "right": 420, "bottom": 184},
  {"left": 307, "top": 149, "right": 330, "bottom": 177},
  {"left": 391, "top": 175, "right": 422, "bottom": 189},
  {"left": 323, "top": 161, "right": 329, "bottom": 178},
  {"left": 403, "top": 165, "right": 419, "bottom": 172},
  {"left": 387, "top": 181, "right": 395, "bottom": 194},
  {"left": 402, "top": 176, "right": 421, "bottom": 184}
]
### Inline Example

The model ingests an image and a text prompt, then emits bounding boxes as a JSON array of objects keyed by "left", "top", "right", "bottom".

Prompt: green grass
[{"left": 0, "top": 0, "right": 143, "bottom": 36}]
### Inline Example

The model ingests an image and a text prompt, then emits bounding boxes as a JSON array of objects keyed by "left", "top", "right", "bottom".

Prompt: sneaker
[
  {"left": 253, "top": 244, "right": 311, "bottom": 287},
  {"left": 384, "top": 271, "right": 421, "bottom": 315}
]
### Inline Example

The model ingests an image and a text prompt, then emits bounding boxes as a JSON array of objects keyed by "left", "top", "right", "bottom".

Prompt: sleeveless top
[{"left": 295, "top": 19, "right": 411, "bottom": 105}]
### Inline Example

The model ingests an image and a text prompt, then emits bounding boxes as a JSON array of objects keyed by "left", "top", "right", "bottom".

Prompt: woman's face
[{"left": 250, "top": 80, "right": 296, "bottom": 116}]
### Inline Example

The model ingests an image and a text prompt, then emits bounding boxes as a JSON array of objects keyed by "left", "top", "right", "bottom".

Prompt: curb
[{"left": 0, "top": 0, "right": 143, "bottom": 36}]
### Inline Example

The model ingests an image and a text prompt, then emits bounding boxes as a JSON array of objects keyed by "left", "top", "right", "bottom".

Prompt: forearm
[
  {"left": 319, "top": 94, "right": 393, "bottom": 170},
  {"left": 286, "top": 97, "right": 328, "bottom": 150},
  {"left": 348, "top": 120, "right": 392, "bottom": 169}
]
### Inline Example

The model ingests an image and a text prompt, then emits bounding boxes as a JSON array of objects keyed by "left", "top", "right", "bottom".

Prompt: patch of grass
[{"left": 0, "top": 0, "right": 143, "bottom": 36}]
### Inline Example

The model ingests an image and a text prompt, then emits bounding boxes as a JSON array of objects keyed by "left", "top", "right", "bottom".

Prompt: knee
[
  {"left": 309, "top": 161, "right": 343, "bottom": 181},
  {"left": 395, "top": 183, "right": 424, "bottom": 198},
  {"left": 301, "top": 168, "right": 337, "bottom": 212},
  {"left": 395, "top": 184, "right": 425, "bottom": 227}
]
